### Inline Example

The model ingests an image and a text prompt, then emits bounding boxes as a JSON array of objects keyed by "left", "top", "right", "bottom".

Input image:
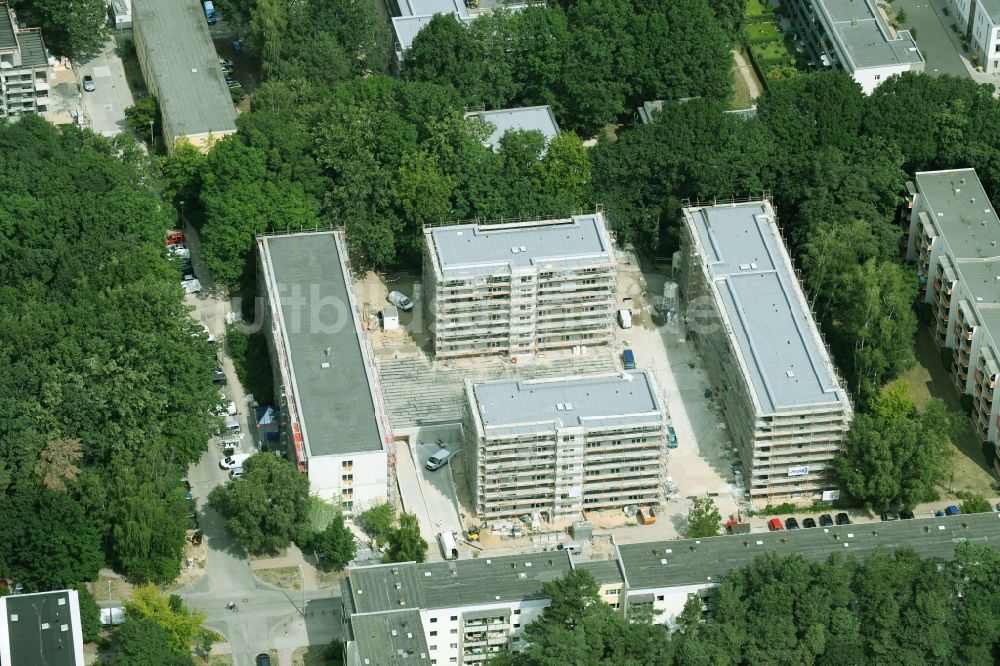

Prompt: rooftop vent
[
  {"left": 565, "top": 402, "right": 574, "bottom": 410},
  {"left": 786, "top": 370, "right": 795, "bottom": 378},
  {"left": 320, "top": 362, "right": 330, "bottom": 369}
]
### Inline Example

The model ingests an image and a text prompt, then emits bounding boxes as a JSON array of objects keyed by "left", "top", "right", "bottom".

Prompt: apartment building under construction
[
  {"left": 463, "top": 372, "right": 669, "bottom": 520},
  {"left": 0, "top": 2, "right": 50, "bottom": 120},
  {"left": 422, "top": 214, "right": 617, "bottom": 359},
  {"left": 678, "top": 200, "right": 853, "bottom": 501},
  {"left": 905, "top": 169, "right": 1000, "bottom": 470}
]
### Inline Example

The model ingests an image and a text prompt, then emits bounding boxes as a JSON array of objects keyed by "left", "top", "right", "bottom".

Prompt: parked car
[
  {"left": 83, "top": 75, "right": 95, "bottom": 91},
  {"left": 256, "top": 654, "right": 272, "bottom": 666},
  {"left": 802, "top": 517, "right": 817, "bottom": 528},
  {"left": 818, "top": 514, "right": 834, "bottom": 527},
  {"left": 945, "top": 505, "right": 961, "bottom": 516},
  {"left": 900, "top": 509, "right": 915, "bottom": 519},
  {"left": 785, "top": 517, "right": 799, "bottom": 530},
  {"left": 835, "top": 512, "right": 851, "bottom": 525},
  {"left": 182, "top": 278, "right": 202, "bottom": 294},
  {"left": 224, "top": 73, "right": 237, "bottom": 83},
  {"left": 229, "top": 468, "right": 244, "bottom": 479},
  {"left": 617, "top": 308, "right": 633, "bottom": 329},
  {"left": 212, "top": 370, "right": 227, "bottom": 385},
  {"left": 881, "top": 511, "right": 898, "bottom": 521},
  {"left": 767, "top": 517, "right": 783, "bottom": 531},
  {"left": 425, "top": 449, "right": 453, "bottom": 471},
  {"left": 220, "top": 453, "right": 251, "bottom": 470},
  {"left": 622, "top": 348, "right": 636, "bottom": 370},
  {"left": 388, "top": 291, "right": 414, "bottom": 311},
  {"left": 219, "top": 58, "right": 234, "bottom": 68}
]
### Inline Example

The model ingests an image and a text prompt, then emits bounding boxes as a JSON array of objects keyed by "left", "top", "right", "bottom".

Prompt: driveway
[
  {"left": 77, "top": 38, "right": 135, "bottom": 136},
  {"left": 396, "top": 425, "right": 464, "bottom": 555},
  {"left": 893, "top": 0, "right": 970, "bottom": 77}
]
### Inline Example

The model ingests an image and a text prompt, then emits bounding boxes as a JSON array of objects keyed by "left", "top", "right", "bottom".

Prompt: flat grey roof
[
  {"left": 260, "top": 233, "right": 383, "bottom": 457},
  {"left": 959, "top": 260, "right": 1000, "bottom": 307},
  {"left": 396, "top": 0, "right": 467, "bottom": 18},
  {"left": 620, "top": 512, "right": 1000, "bottom": 590},
  {"left": 576, "top": 559, "right": 624, "bottom": 586},
  {"left": 350, "top": 610, "right": 430, "bottom": 665},
  {"left": 1, "top": 590, "right": 82, "bottom": 666},
  {"left": 473, "top": 372, "right": 662, "bottom": 437},
  {"left": 815, "top": 0, "right": 923, "bottom": 70},
  {"left": 16, "top": 29, "right": 46, "bottom": 68},
  {"left": 132, "top": 0, "right": 236, "bottom": 139},
  {"left": 346, "top": 551, "right": 574, "bottom": 614},
  {"left": 466, "top": 106, "right": 560, "bottom": 151},
  {"left": 685, "top": 202, "right": 846, "bottom": 413},
  {"left": 915, "top": 169, "right": 1000, "bottom": 260},
  {"left": 428, "top": 214, "right": 613, "bottom": 279},
  {"left": 0, "top": 3, "right": 14, "bottom": 51},
  {"left": 977, "top": 0, "right": 1000, "bottom": 20}
]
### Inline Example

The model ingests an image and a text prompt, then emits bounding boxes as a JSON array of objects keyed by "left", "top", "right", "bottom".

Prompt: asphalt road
[{"left": 894, "top": 0, "right": 970, "bottom": 77}]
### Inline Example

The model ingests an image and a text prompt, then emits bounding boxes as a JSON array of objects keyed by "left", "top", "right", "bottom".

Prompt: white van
[
  {"left": 425, "top": 449, "right": 452, "bottom": 471},
  {"left": 438, "top": 531, "right": 458, "bottom": 560},
  {"left": 224, "top": 416, "right": 241, "bottom": 434},
  {"left": 617, "top": 309, "right": 632, "bottom": 329}
]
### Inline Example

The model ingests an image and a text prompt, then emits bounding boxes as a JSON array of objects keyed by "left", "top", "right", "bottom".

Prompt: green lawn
[
  {"left": 744, "top": 22, "right": 781, "bottom": 42},
  {"left": 899, "top": 327, "right": 996, "bottom": 497},
  {"left": 746, "top": 0, "right": 776, "bottom": 19},
  {"left": 729, "top": 52, "right": 758, "bottom": 110}
]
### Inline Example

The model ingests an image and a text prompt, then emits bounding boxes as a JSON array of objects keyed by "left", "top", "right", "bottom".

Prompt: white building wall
[
  {"left": 628, "top": 582, "right": 718, "bottom": 627},
  {"left": 309, "top": 449, "right": 387, "bottom": 513},
  {"left": 852, "top": 62, "right": 914, "bottom": 95},
  {"left": 419, "top": 599, "right": 548, "bottom": 665}
]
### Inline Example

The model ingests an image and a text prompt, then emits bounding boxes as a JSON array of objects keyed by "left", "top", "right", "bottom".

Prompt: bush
[{"left": 960, "top": 494, "right": 992, "bottom": 514}]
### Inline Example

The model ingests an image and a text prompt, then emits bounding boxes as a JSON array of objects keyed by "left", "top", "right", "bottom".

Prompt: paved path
[
  {"left": 78, "top": 37, "right": 134, "bottom": 136},
  {"left": 732, "top": 49, "right": 761, "bottom": 101}
]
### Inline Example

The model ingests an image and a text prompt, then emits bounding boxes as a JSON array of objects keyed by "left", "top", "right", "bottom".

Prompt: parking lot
[{"left": 77, "top": 38, "right": 135, "bottom": 136}]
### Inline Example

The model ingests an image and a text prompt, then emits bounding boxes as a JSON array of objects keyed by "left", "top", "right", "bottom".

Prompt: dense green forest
[
  {"left": 498, "top": 543, "right": 1000, "bottom": 666},
  {"left": 0, "top": 118, "right": 218, "bottom": 589}
]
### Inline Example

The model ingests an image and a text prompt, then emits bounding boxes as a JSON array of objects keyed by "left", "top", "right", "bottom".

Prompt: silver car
[{"left": 388, "top": 290, "right": 414, "bottom": 311}]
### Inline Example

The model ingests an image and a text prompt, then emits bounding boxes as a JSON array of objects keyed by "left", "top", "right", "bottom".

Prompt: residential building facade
[
  {"left": 258, "top": 231, "right": 391, "bottom": 513},
  {"left": 905, "top": 169, "right": 1000, "bottom": 470},
  {"left": 678, "top": 201, "right": 853, "bottom": 501},
  {"left": 787, "top": 0, "right": 924, "bottom": 93},
  {"left": 0, "top": 2, "right": 50, "bottom": 120},
  {"left": 132, "top": 0, "right": 236, "bottom": 152},
  {"left": 340, "top": 514, "right": 1000, "bottom": 665},
  {"left": 423, "top": 214, "right": 617, "bottom": 359},
  {"left": 463, "top": 372, "right": 669, "bottom": 520},
  {"left": 952, "top": 0, "right": 1000, "bottom": 72}
]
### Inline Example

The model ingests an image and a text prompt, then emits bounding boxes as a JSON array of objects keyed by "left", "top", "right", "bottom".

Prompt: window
[
  {"left": 429, "top": 645, "right": 436, "bottom": 650},
  {"left": 342, "top": 474, "right": 353, "bottom": 483},
  {"left": 430, "top": 617, "right": 438, "bottom": 624},
  {"left": 341, "top": 500, "right": 353, "bottom": 511},
  {"left": 450, "top": 628, "right": 458, "bottom": 634},
  {"left": 430, "top": 630, "right": 437, "bottom": 637},
  {"left": 342, "top": 460, "right": 353, "bottom": 470},
  {"left": 450, "top": 616, "right": 458, "bottom": 621},
  {"left": 449, "top": 643, "right": 458, "bottom": 649},
  {"left": 656, "top": 595, "right": 665, "bottom": 601}
]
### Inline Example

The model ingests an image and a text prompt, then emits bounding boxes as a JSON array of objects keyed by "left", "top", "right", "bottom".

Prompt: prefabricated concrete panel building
[
  {"left": 465, "top": 105, "right": 560, "bottom": 152},
  {"left": 678, "top": 201, "right": 852, "bottom": 501},
  {"left": 131, "top": 0, "right": 236, "bottom": 152},
  {"left": 423, "top": 214, "right": 617, "bottom": 359},
  {"left": 463, "top": 372, "right": 668, "bottom": 520},
  {"left": 257, "top": 231, "right": 390, "bottom": 513}
]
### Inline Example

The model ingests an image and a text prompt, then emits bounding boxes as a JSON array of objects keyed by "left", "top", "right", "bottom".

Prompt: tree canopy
[
  {"left": 14, "top": 0, "right": 109, "bottom": 58},
  {"left": 209, "top": 453, "right": 311, "bottom": 553},
  {"left": 0, "top": 117, "right": 218, "bottom": 588}
]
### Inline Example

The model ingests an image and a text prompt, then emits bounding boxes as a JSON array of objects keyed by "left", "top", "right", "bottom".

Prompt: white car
[
  {"left": 229, "top": 468, "right": 244, "bottom": 479},
  {"left": 183, "top": 278, "right": 202, "bottom": 294},
  {"left": 168, "top": 244, "right": 191, "bottom": 260},
  {"left": 617, "top": 308, "right": 632, "bottom": 329},
  {"left": 219, "top": 453, "right": 251, "bottom": 470},
  {"left": 388, "top": 291, "right": 414, "bottom": 311}
]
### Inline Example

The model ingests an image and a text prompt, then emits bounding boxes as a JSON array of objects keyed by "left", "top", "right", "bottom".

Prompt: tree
[
  {"left": 75, "top": 585, "right": 103, "bottom": 644},
  {"left": 125, "top": 584, "right": 208, "bottom": 656},
  {"left": 209, "top": 453, "right": 311, "bottom": 553},
  {"left": 835, "top": 382, "right": 955, "bottom": 510},
  {"left": 124, "top": 97, "right": 160, "bottom": 141},
  {"left": 0, "top": 487, "right": 103, "bottom": 591},
  {"left": 116, "top": 618, "right": 195, "bottom": 666},
  {"left": 304, "top": 512, "right": 357, "bottom": 572},
  {"left": 960, "top": 493, "right": 992, "bottom": 514},
  {"left": 356, "top": 502, "right": 395, "bottom": 545},
  {"left": 35, "top": 437, "right": 83, "bottom": 491},
  {"left": 686, "top": 498, "right": 722, "bottom": 538},
  {"left": 384, "top": 513, "right": 428, "bottom": 563},
  {"left": 17, "top": 0, "right": 109, "bottom": 58},
  {"left": 158, "top": 142, "right": 205, "bottom": 208}
]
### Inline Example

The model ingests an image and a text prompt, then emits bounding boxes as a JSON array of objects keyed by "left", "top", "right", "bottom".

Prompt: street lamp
[
  {"left": 149, "top": 119, "right": 154, "bottom": 151},
  {"left": 178, "top": 200, "right": 185, "bottom": 226},
  {"left": 298, "top": 564, "right": 305, "bottom": 617}
]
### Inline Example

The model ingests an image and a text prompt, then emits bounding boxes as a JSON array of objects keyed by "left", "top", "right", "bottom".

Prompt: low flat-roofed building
[
  {"left": 341, "top": 551, "right": 576, "bottom": 666},
  {"left": 465, "top": 105, "right": 560, "bottom": 152},
  {"left": 0, "top": 2, "right": 50, "bottom": 120},
  {"left": 258, "top": 231, "right": 390, "bottom": 513},
  {"left": 679, "top": 201, "right": 852, "bottom": 501},
  {"left": 389, "top": 0, "right": 540, "bottom": 67},
  {"left": 464, "top": 372, "right": 669, "bottom": 520},
  {"left": 905, "top": 169, "right": 1000, "bottom": 464},
  {"left": 0, "top": 589, "right": 84, "bottom": 666},
  {"left": 618, "top": 511, "right": 1000, "bottom": 626},
  {"left": 423, "top": 214, "right": 617, "bottom": 359},
  {"left": 132, "top": 0, "right": 236, "bottom": 152},
  {"left": 788, "top": 0, "right": 924, "bottom": 93}
]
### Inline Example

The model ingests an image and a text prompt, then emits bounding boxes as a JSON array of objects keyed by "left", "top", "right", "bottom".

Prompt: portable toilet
[{"left": 382, "top": 305, "right": 399, "bottom": 331}]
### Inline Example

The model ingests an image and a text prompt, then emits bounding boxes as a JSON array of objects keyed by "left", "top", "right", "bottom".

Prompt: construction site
[{"left": 353, "top": 237, "right": 751, "bottom": 557}]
